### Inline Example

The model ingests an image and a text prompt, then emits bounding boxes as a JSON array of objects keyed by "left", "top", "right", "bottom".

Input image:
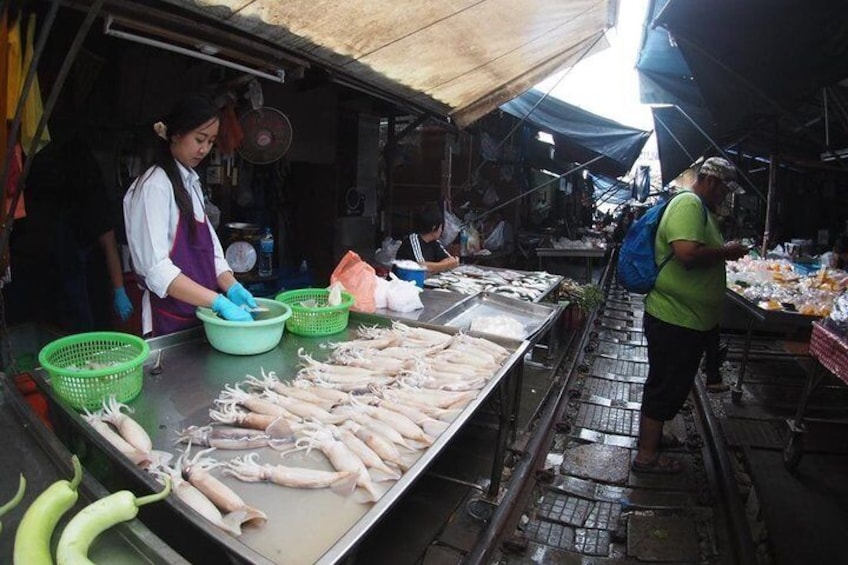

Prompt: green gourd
[
  {"left": 14, "top": 455, "right": 82, "bottom": 565},
  {"left": 0, "top": 474, "right": 27, "bottom": 534},
  {"left": 56, "top": 477, "right": 171, "bottom": 565}
]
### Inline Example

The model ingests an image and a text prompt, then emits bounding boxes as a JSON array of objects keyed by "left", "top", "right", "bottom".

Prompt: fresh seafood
[
  {"left": 217, "top": 384, "right": 297, "bottom": 419},
  {"left": 209, "top": 404, "right": 290, "bottom": 437},
  {"left": 100, "top": 396, "right": 154, "bottom": 454},
  {"left": 179, "top": 447, "right": 266, "bottom": 527},
  {"left": 83, "top": 410, "right": 150, "bottom": 466},
  {"left": 224, "top": 453, "right": 358, "bottom": 495},
  {"left": 176, "top": 425, "right": 275, "bottom": 450},
  {"left": 289, "top": 433, "right": 382, "bottom": 502},
  {"left": 151, "top": 465, "right": 245, "bottom": 536}
]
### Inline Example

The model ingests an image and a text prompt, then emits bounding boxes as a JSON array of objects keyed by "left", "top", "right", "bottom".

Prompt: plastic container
[
  {"left": 196, "top": 297, "right": 291, "bottom": 355},
  {"left": 258, "top": 228, "right": 274, "bottom": 277},
  {"left": 274, "top": 288, "right": 354, "bottom": 336},
  {"left": 38, "top": 332, "right": 150, "bottom": 411},
  {"left": 393, "top": 265, "right": 427, "bottom": 288}
]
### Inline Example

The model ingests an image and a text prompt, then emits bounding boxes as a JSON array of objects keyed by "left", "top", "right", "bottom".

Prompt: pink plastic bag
[{"left": 330, "top": 251, "right": 376, "bottom": 313}]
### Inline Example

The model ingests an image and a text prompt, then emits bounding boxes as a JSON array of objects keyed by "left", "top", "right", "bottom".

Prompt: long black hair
[{"left": 138, "top": 93, "right": 219, "bottom": 237}]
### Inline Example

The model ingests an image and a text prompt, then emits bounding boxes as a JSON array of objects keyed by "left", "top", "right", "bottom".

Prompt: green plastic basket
[
  {"left": 38, "top": 332, "right": 150, "bottom": 411},
  {"left": 275, "top": 288, "right": 354, "bottom": 337}
]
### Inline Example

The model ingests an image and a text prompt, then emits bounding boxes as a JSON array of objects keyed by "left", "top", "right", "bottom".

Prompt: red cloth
[
  {"left": 6, "top": 143, "right": 26, "bottom": 219},
  {"left": 217, "top": 102, "right": 244, "bottom": 155}
]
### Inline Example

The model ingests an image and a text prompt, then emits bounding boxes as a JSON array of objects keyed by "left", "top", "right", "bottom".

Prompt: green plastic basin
[{"left": 196, "top": 297, "right": 292, "bottom": 355}]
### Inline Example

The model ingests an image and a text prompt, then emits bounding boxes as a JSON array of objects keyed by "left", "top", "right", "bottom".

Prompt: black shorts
[{"left": 642, "top": 312, "right": 709, "bottom": 421}]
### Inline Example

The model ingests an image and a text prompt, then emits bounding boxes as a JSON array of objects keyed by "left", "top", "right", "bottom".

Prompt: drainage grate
[
  {"left": 522, "top": 520, "right": 611, "bottom": 556},
  {"left": 723, "top": 419, "right": 785, "bottom": 448},
  {"left": 591, "top": 358, "right": 649, "bottom": 378},
  {"left": 575, "top": 404, "right": 640, "bottom": 436},
  {"left": 537, "top": 492, "right": 593, "bottom": 526},
  {"left": 584, "top": 377, "right": 643, "bottom": 402}
]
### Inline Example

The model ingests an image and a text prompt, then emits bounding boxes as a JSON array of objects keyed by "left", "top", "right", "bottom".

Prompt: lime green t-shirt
[{"left": 644, "top": 191, "right": 725, "bottom": 331}]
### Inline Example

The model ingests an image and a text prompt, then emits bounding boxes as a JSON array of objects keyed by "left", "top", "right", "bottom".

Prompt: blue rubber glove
[
  {"left": 226, "top": 281, "right": 258, "bottom": 309},
  {"left": 212, "top": 295, "right": 253, "bottom": 322},
  {"left": 113, "top": 287, "right": 134, "bottom": 321}
]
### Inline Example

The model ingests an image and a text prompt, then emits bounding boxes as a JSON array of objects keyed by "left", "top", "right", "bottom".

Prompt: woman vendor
[
  {"left": 396, "top": 202, "right": 460, "bottom": 273},
  {"left": 124, "top": 93, "right": 256, "bottom": 336}
]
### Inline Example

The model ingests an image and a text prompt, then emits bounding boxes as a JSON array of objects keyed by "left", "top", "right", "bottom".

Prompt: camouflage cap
[{"left": 699, "top": 157, "right": 744, "bottom": 194}]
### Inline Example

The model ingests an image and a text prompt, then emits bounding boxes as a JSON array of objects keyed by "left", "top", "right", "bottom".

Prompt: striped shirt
[{"left": 396, "top": 233, "right": 450, "bottom": 264}]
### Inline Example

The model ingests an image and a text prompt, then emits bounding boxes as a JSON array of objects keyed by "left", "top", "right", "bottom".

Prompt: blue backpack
[{"left": 616, "top": 193, "right": 707, "bottom": 294}]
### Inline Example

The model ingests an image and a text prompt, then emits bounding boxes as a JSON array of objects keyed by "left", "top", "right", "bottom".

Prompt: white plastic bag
[
  {"left": 373, "top": 275, "right": 390, "bottom": 309},
  {"left": 440, "top": 207, "right": 462, "bottom": 246},
  {"left": 386, "top": 275, "right": 424, "bottom": 313},
  {"left": 327, "top": 282, "right": 345, "bottom": 306},
  {"left": 484, "top": 221, "right": 506, "bottom": 251}
]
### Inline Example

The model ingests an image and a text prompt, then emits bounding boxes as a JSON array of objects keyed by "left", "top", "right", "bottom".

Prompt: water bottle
[
  {"left": 258, "top": 228, "right": 274, "bottom": 277},
  {"left": 460, "top": 229, "right": 469, "bottom": 257}
]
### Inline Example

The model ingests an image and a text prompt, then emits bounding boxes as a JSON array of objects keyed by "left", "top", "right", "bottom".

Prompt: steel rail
[
  {"left": 692, "top": 365, "right": 758, "bottom": 564},
  {"left": 463, "top": 249, "right": 615, "bottom": 564}
]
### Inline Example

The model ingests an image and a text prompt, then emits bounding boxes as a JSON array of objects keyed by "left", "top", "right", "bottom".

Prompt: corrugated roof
[{"left": 160, "top": 0, "right": 615, "bottom": 126}]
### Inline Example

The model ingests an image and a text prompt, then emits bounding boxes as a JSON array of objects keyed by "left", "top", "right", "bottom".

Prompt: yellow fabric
[
  {"left": 21, "top": 13, "right": 49, "bottom": 155},
  {"left": 6, "top": 16, "right": 21, "bottom": 119}
]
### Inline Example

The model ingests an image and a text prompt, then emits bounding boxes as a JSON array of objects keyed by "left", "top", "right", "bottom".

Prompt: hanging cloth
[
  {"left": 21, "top": 13, "right": 50, "bottom": 156},
  {"left": 6, "top": 143, "right": 26, "bottom": 220},
  {"left": 6, "top": 15, "right": 21, "bottom": 119}
]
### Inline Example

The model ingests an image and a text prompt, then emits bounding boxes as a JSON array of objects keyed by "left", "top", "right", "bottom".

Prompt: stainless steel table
[
  {"left": 536, "top": 246, "right": 607, "bottom": 283},
  {"left": 34, "top": 314, "right": 528, "bottom": 565},
  {"left": 724, "top": 289, "right": 818, "bottom": 404}
]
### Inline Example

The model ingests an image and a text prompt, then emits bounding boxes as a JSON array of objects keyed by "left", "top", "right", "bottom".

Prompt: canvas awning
[
  {"left": 500, "top": 89, "right": 652, "bottom": 178},
  {"left": 637, "top": 0, "right": 848, "bottom": 185},
  {"left": 146, "top": 0, "right": 616, "bottom": 126}
]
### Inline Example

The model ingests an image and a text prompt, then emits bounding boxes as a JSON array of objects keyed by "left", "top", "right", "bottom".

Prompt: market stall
[
  {"left": 725, "top": 258, "right": 848, "bottom": 404},
  {"left": 783, "top": 319, "right": 848, "bottom": 471},
  {"left": 536, "top": 243, "right": 608, "bottom": 283},
  {"left": 0, "top": 378, "right": 186, "bottom": 564},
  {"left": 31, "top": 314, "right": 528, "bottom": 565}
]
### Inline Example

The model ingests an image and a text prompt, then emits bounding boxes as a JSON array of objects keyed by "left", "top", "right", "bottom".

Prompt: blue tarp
[
  {"left": 637, "top": 0, "right": 848, "bottom": 184},
  {"left": 500, "top": 89, "right": 652, "bottom": 178}
]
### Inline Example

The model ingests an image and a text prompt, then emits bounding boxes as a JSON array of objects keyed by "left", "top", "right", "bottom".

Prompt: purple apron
[{"left": 150, "top": 215, "right": 218, "bottom": 336}]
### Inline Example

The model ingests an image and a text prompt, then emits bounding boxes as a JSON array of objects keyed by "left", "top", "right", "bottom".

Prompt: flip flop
[{"left": 631, "top": 454, "right": 684, "bottom": 474}]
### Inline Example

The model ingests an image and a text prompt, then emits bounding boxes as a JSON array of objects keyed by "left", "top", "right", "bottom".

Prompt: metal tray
[
  {"left": 429, "top": 292, "right": 561, "bottom": 342},
  {"left": 725, "top": 288, "right": 820, "bottom": 327},
  {"left": 423, "top": 265, "right": 563, "bottom": 303},
  {"left": 0, "top": 378, "right": 187, "bottom": 564},
  {"left": 33, "top": 313, "right": 529, "bottom": 565}
]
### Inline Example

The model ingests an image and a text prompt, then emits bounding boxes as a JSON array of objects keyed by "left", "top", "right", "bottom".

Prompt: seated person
[{"left": 396, "top": 203, "right": 460, "bottom": 273}]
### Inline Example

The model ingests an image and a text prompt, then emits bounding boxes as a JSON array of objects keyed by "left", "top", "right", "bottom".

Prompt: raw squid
[{"left": 224, "top": 453, "right": 358, "bottom": 495}]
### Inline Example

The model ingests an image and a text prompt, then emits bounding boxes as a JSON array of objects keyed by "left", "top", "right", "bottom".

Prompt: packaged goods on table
[{"left": 726, "top": 257, "right": 848, "bottom": 316}]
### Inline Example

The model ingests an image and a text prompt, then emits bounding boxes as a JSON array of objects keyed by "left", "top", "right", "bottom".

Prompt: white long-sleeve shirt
[{"left": 123, "top": 161, "right": 230, "bottom": 299}]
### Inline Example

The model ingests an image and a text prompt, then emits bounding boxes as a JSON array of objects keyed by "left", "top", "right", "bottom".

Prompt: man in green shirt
[{"left": 633, "top": 157, "right": 749, "bottom": 474}]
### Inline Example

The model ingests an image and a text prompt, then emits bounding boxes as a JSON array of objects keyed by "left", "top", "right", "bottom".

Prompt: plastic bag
[
  {"left": 386, "top": 275, "right": 424, "bottom": 313},
  {"left": 375, "top": 237, "right": 402, "bottom": 267},
  {"left": 327, "top": 282, "right": 344, "bottom": 306},
  {"left": 330, "top": 251, "right": 376, "bottom": 312},
  {"left": 373, "top": 275, "right": 390, "bottom": 309},
  {"left": 484, "top": 221, "right": 506, "bottom": 251},
  {"left": 440, "top": 207, "right": 462, "bottom": 246}
]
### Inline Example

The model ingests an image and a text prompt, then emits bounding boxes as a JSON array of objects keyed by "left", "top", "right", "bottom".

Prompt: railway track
[{"left": 467, "top": 255, "right": 757, "bottom": 564}]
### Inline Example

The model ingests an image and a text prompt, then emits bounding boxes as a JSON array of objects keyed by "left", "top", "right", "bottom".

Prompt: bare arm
[
  {"left": 424, "top": 255, "right": 460, "bottom": 273},
  {"left": 164, "top": 273, "right": 220, "bottom": 308},
  {"left": 671, "top": 240, "right": 748, "bottom": 268}
]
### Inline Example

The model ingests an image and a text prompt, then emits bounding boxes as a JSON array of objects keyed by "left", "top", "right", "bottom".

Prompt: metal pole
[
  {"left": 384, "top": 115, "right": 396, "bottom": 236},
  {"left": 467, "top": 155, "right": 604, "bottom": 227},
  {"left": 674, "top": 105, "right": 766, "bottom": 202},
  {"left": 761, "top": 154, "right": 777, "bottom": 256}
]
